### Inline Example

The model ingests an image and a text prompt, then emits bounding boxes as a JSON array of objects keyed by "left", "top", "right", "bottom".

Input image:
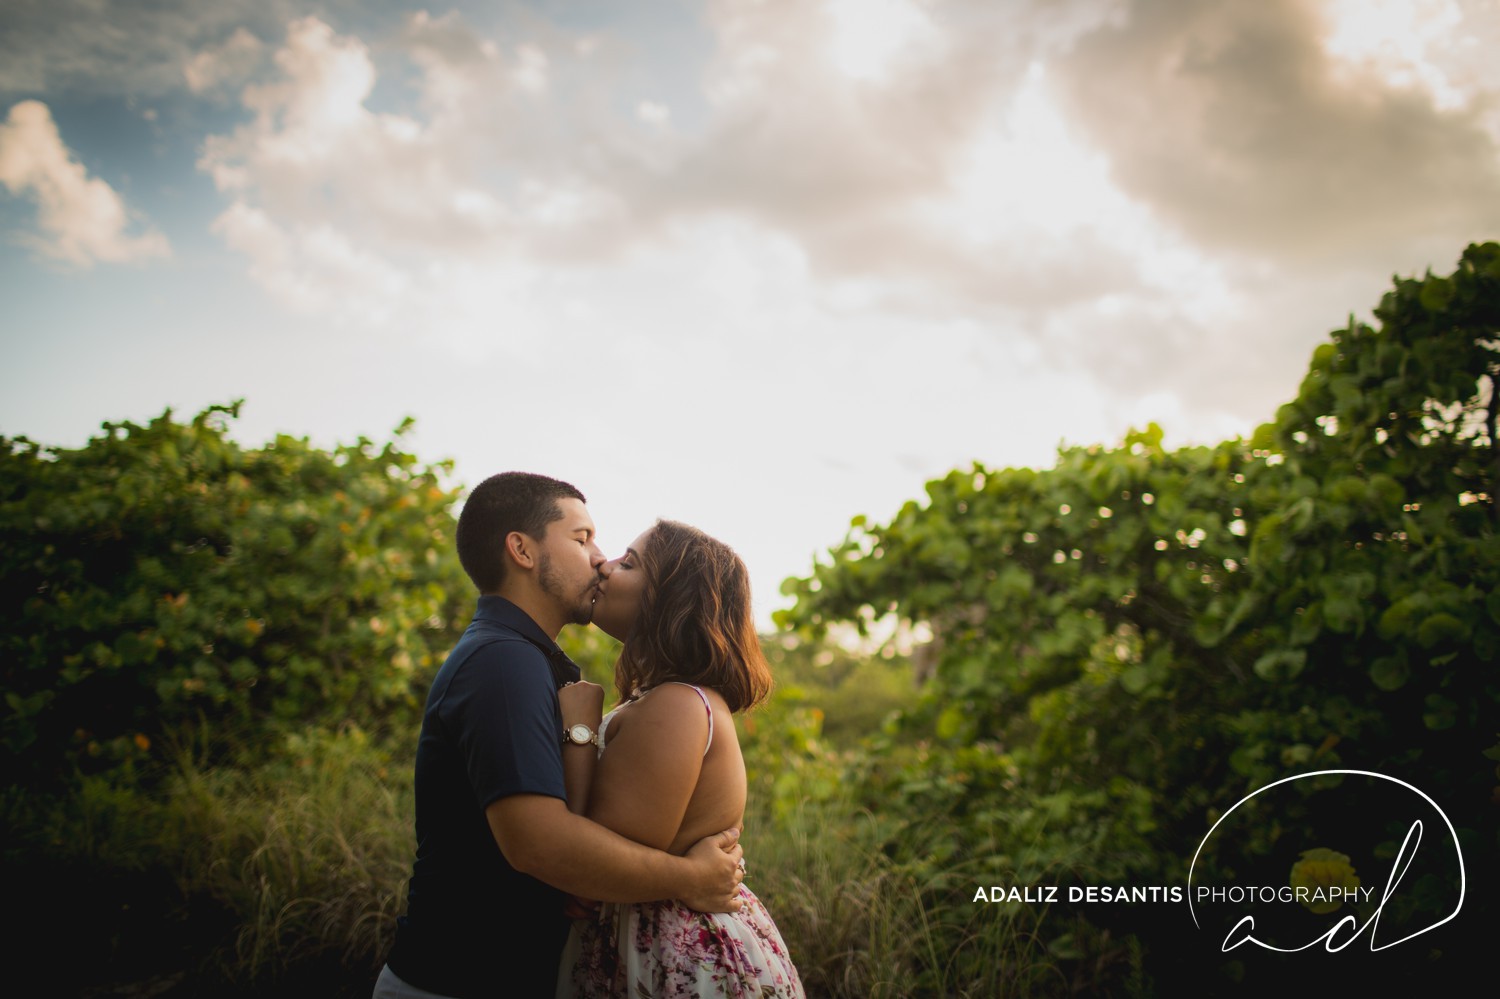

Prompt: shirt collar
[
  {"left": 475, "top": 595, "right": 556, "bottom": 648},
  {"left": 474, "top": 595, "right": 582, "bottom": 683}
]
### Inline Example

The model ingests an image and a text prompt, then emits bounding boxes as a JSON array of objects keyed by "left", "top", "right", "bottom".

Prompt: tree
[
  {"left": 779, "top": 243, "right": 1498, "bottom": 986},
  {"left": 0, "top": 403, "right": 470, "bottom": 785}
]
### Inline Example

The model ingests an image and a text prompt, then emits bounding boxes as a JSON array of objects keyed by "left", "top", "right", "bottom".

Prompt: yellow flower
[{"left": 1289, "top": 848, "right": 1361, "bottom": 914}]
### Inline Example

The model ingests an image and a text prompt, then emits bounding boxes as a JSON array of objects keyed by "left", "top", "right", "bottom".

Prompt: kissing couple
[{"left": 373, "top": 472, "right": 805, "bottom": 998}]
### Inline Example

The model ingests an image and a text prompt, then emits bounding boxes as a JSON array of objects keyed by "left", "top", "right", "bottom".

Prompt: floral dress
[
  {"left": 556, "top": 687, "right": 805, "bottom": 998},
  {"left": 557, "top": 884, "right": 804, "bottom": 998}
]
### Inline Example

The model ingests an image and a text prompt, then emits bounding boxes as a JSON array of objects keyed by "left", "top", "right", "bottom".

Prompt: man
[{"left": 376, "top": 472, "right": 744, "bottom": 998}]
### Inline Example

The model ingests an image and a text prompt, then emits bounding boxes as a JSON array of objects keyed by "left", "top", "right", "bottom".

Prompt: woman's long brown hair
[{"left": 614, "top": 519, "right": 772, "bottom": 712}]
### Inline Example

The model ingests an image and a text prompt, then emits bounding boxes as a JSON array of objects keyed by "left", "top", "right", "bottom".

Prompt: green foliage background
[
  {"left": 777, "top": 242, "right": 1498, "bottom": 990},
  {"left": 1, "top": 404, "right": 469, "bottom": 784},
  {"left": 2, "top": 244, "right": 1495, "bottom": 995}
]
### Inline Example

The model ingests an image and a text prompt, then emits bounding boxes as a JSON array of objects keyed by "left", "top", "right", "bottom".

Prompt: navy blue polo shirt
[{"left": 387, "top": 596, "right": 582, "bottom": 998}]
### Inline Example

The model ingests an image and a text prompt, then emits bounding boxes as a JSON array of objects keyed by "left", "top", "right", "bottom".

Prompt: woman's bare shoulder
[
  {"left": 636, "top": 682, "right": 716, "bottom": 718},
  {"left": 630, "top": 684, "right": 716, "bottom": 736},
  {"left": 600, "top": 685, "right": 711, "bottom": 759}
]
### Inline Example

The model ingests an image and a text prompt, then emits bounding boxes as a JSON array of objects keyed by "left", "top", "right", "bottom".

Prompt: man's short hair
[{"left": 456, "top": 472, "right": 586, "bottom": 593}]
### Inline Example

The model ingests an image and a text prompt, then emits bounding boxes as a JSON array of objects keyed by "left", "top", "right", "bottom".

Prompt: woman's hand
[{"left": 559, "top": 680, "right": 604, "bottom": 731}]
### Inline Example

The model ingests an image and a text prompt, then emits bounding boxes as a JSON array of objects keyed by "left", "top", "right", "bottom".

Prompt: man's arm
[{"left": 487, "top": 794, "right": 743, "bottom": 911}]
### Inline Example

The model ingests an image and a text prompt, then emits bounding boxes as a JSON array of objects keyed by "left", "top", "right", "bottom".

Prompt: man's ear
[{"left": 504, "top": 531, "right": 536, "bottom": 571}]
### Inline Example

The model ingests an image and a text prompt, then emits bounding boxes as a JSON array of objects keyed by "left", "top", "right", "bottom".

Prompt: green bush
[
  {"left": 0, "top": 403, "right": 470, "bottom": 784},
  {"left": 780, "top": 243, "right": 1500, "bottom": 989}
]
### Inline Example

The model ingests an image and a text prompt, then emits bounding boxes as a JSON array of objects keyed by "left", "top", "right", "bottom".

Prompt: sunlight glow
[
  {"left": 942, "top": 62, "right": 1116, "bottom": 234},
  {"left": 826, "top": 0, "right": 937, "bottom": 81},
  {"left": 927, "top": 62, "right": 1236, "bottom": 324},
  {"left": 1320, "top": 0, "right": 1467, "bottom": 108}
]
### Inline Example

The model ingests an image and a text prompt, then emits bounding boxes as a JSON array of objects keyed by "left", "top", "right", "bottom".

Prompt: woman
[{"left": 555, "top": 519, "right": 804, "bottom": 998}]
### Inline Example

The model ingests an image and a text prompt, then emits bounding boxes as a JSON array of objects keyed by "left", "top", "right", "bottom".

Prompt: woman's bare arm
[{"left": 558, "top": 681, "right": 605, "bottom": 815}]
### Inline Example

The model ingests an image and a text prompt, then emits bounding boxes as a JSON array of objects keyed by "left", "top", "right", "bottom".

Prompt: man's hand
[{"left": 677, "top": 828, "right": 744, "bottom": 913}]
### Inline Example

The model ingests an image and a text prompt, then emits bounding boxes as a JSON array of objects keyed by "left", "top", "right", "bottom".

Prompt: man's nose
[{"left": 593, "top": 552, "right": 611, "bottom": 573}]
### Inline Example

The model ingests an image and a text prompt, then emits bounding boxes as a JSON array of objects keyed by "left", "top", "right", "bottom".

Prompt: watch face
[{"left": 568, "top": 724, "right": 593, "bottom": 744}]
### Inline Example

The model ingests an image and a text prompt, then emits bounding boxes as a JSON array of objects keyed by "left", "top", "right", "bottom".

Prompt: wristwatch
[{"left": 563, "top": 723, "right": 598, "bottom": 747}]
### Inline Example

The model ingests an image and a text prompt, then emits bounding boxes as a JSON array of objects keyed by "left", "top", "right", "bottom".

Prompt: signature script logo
[{"left": 1187, "top": 769, "right": 1465, "bottom": 953}]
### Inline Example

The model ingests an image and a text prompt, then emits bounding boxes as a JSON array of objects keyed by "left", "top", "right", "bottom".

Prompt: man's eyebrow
[{"left": 572, "top": 525, "right": 595, "bottom": 539}]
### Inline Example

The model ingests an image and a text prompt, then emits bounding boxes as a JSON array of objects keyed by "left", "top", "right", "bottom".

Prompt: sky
[{"left": 3, "top": 0, "right": 1499, "bottom": 626}]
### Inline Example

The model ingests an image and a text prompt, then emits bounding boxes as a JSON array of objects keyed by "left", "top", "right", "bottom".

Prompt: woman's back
[{"left": 587, "top": 682, "right": 746, "bottom": 855}]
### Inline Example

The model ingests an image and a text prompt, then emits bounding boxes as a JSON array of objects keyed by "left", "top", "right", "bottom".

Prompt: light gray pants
[{"left": 372, "top": 964, "right": 459, "bottom": 999}]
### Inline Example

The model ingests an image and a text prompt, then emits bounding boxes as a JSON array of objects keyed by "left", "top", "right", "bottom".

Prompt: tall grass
[
  {"left": 162, "top": 727, "right": 412, "bottom": 986},
  {"left": 748, "top": 799, "right": 925, "bottom": 996},
  {"left": 156, "top": 725, "right": 1082, "bottom": 995},
  {"left": 11, "top": 715, "right": 1137, "bottom": 995},
  {"left": 744, "top": 794, "right": 1075, "bottom": 998},
  {"left": 4, "top": 726, "right": 412, "bottom": 994}
]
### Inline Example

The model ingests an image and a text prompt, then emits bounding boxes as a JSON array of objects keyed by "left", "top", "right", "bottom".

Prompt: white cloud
[
  {"left": 199, "top": 17, "right": 492, "bottom": 309},
  {"left": 190, "top": 6, "right": 1229, "bottom": 334},
  {"left": 0, "top": 100, "right": 171, "bottom": 266},
  {"left": 1320, "top": 0, "right": 1465, "bottom": 108},
  {"left": 511, "top": 44, "right": 550, "bottom": 95},
  {"left": 185, "top": 26, "right": 265, "bottom": 94},
  {"left": 0, "top": 0, "right": 295, "bottom": 97},
  {"left": 192, "top": 3, "right": 1500, "bottom": 489},
  {"left": 825, "top": 0, "right": 942, "bottom": 82},
  {"left": 199, "top": 15, "right": 647, "bottom": 326},
  {"left": 211, "top": 201, "right": 406, "bottom": 322},
  {"left": 637, "top": 101, "right": 670, "bottom": 125},
  {"left": 1050, "top": 0, "right": 1500, "bottom": 266}
]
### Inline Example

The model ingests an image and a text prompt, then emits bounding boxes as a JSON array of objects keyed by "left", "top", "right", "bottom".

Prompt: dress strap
[{"left": 660, "top": 682, "right": 714, "bottom": 756}]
